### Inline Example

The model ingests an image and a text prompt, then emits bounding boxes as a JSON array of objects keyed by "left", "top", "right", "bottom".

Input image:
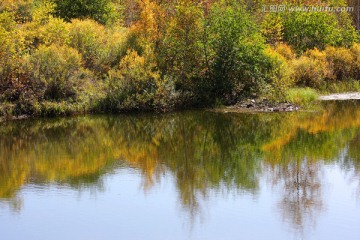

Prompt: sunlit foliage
[
  {"left": 51, "top": 0, "right": 111, "bottom": 24},
  {"left": 0, "top": 0, "right": 360, "bottom": 116}
]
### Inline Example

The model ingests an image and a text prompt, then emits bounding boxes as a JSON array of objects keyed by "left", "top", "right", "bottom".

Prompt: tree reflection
[
  {"left": 262, "top": 101, "right": 360, "bottom": 232},
  {"left": 343, "top": 132, "right": 360, "bottom": 200},
  {"left": 0, "top": 101, "right": 360, "bottom": 225},
  {"left": 267, "top": 158, "right": 323, "bottom": 232}
]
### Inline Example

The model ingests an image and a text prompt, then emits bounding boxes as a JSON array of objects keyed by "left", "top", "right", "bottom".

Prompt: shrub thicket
[
  {"left": 274, "top": 9, "right": 358, "bottom": 53},
  {"left": 205, "top": 1, "right": 274, "bottom": 103},
  {"left": 101, "top": 49, "right": 158, "bottom": 111},
  {"left": 51, "top": 0, "right": 111, "bottom": 24},
  {"left": 26, "top": 44, "right": 83, "bottom": 101},
  {"left": 1, "top": 0, "right": 360, "bottom": 117},
  {"left": 68, "top": 19, "right": 127, "bottom": 74}
]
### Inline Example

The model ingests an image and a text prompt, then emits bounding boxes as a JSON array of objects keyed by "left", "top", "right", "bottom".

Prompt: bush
[
  {"left": 273, "top": 43, "right": 295, "bottom": 61},
  {"left": 0, "top": 26, "right": 15, "bottom": 80},
  {"left": 0, "top": 0, "right": 34, "bottom": 23},
  {"left": 52, "top": 0, "right": 111, "bottom": 24},
  {"left": 0, "top": 12, "right": 26, "bottom": 99},
  {"left": 158, "top": 0, "right": 205, "bottom": 103},
  {"left": 291, "top": 45, "right": 360, "bottom": 89},
  {"left": 261, "top": 13, "right": 283, "bottom": 45},
  {"left": 206, "top": 2, "right": 271, "bottom": 103},
  {"left": 291, "top": 54, "right": 329, "bottom": 88},
  {"left": 336, "top": 12, "right": 359, "bottom": 48},
  {"left": 39, "top": 17, "right": 70, "bottom": 46},
  {"left": 263, "top": 47, "right": 294, "bottom": 100},
  {"left": 26, "top": 44, "right": 83, "bottom": 101},
  {"left": 350, "top": 43, "right": 360, "bottom": 79},
  {"left": 282, "top": 11, "right": 357, "bottom": 53},
  {"left": 101, "top": 49, "right": 159, "bottom": 111},
  {"left": 324, "top": 46, "right": 355, "bottom": 81},
  {"left": 68, "top": 19, "right": 127, "bottom": 74}
]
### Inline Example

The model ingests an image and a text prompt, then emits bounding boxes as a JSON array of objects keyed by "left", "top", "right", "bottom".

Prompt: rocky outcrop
[{"left": 222, "top": 99, "right": 300, "bottom": 113}]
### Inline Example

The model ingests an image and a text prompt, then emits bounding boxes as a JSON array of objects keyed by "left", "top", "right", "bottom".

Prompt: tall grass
[{"left": 285, "top": 88, "right": 319, "bottom": 106}]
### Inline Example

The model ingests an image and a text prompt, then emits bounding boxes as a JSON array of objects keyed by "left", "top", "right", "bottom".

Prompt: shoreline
[{"left": 1, "top": 92, "right": 360, "bottom": 122}]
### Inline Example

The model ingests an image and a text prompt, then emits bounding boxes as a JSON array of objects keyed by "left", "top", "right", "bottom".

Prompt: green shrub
[
  {"left": 26, "top": 44, "right": 83, "bottom": 101},
  {"left": 263, "top": 47, "right": 294, "bottom": 100},
  {"left": 282, "top": 11, "right": 357, "bottom": 53},
  {"left": 261, "top": 13, "right": 283, "bottom": 45},
  {"left": 206, "top": 2, "right": 270, "bottom": 102},
  {"left": 68, "top": 19, "right": 127, "bottom": 74},
  {"left": 68, "top": 19, "right": 105, "bottom": 69},
  {"left": 52, "top": 0, "right": 111, "bottom": 24},
  {"left": 336, "top": 12, "right": 359, "bottom": 48},
  {"left": 0, "top": 12, "right": 27, "bottom": 99},
  {"left": 21, "top": 1, "right": 57, "bottom": 49},
  {"left": 0, "top": 103, "right": 15, "bottom": 119},
  {"left": 0, "top": 0, "right": 34, "bottom": 23},
  {"left": 39, "top": 17, "right": 70, "bottom": 46},
  {"left": 0, "top": 26, "right": 15, "bottom": 80},
  {"left": 152, "top": 76, "right": 178, "bottom": 112},
  {"left": 158, "top": 0, "right": 205, "bottom": 103},
  {"left": 101, "top": 49, "right": 159, "bottom": 111},
  {"left": 31, "top": 0, "right": 55, "bottom": 25}
]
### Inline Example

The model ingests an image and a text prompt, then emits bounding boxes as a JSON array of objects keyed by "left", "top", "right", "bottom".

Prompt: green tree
[
  {"left": 157, "top": 0, "right": 206, "bottom": 105},
  {"left": 282, "top": 11, "right": 358, "bottom": 53},
  {"left": 52, "top": 0, "right": 111, "bottom": 24},
  {"left": 206, "top": 1, "right": 270, "bottom": 102}
]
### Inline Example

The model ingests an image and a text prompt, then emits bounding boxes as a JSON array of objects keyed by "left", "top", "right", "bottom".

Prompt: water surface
[{"left": 1, "top": 101, "right": 360, "bottom": 240}]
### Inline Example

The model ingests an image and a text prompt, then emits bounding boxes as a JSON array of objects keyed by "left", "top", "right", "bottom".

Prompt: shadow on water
[{"left": 1, "top": 101, "right": 360, "bottom": 230}]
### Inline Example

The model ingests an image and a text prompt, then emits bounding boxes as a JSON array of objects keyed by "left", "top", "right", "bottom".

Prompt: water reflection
[{"left": 1, "top": 101, "right": 360, "bottom": 232}]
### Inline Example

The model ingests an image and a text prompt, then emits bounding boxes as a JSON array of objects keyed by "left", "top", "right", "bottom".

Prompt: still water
[{"left": 1, "top": 101, "right": 360, "bottom": 240}]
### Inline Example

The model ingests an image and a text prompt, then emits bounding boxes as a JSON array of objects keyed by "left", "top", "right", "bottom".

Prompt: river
[{"left": 0, "top": 101, "right": 360, "bottom": 240}]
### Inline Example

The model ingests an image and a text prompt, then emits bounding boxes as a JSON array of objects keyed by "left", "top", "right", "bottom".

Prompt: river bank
[
  {"left": 2, "top": 92, "right": 360, "bottom": 123},
  {"left": 215, "top": 92, "right": 360, "bottom": 114}
]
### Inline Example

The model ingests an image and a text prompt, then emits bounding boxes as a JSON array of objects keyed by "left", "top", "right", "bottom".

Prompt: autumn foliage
[{"left": 0, "top": 0, "right": 359, "bottom": 117}]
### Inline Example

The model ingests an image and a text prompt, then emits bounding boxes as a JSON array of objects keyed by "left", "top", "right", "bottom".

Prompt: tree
[
  {"left": 158, "top": 0, "right": 206, "bottom": 104},
  {"left": 282, "top": 10, "right": 358, "bottom": 53},
  {"left": 52, "top": 0, "right": 111, "bottom": 24},
  {"left": 206, "top": 1, "right": 270, "bottom": 102}
]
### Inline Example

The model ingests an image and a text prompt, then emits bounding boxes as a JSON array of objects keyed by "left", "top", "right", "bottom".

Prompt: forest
[{"left": 1, "top": 0, "right": 360, "bottom": 117}]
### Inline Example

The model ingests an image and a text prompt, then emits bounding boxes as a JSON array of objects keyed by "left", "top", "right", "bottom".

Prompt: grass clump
[{"left": 285, "top": 88, "right": 319, "bottom": 107}]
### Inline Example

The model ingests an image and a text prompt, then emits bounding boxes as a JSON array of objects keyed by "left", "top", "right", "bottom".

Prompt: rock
[
  {"left": 247, "top": 104, "right": 254, "bottom": 108},
  {"left": 231, "top": 99, "right": 300, "bottom": 113}
]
